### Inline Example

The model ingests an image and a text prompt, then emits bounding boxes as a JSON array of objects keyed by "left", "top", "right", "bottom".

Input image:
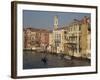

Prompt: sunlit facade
[{"left": 23, "top": 16, "right": 91, "bottom": 59}]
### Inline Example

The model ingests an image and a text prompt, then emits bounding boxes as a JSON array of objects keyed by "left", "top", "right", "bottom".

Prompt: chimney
[{"left": 82, "top": 16, "right": 89, "bottom": 24}]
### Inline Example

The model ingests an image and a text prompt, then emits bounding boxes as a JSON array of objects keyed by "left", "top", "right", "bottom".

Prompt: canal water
[{"left": 23, "top": 50, "right": 90, "bottom": 69}]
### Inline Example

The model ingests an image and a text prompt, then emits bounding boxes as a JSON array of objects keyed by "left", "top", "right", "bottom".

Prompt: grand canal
[{"left": 23, "top": 50, "right": 90, "bottom": 69}]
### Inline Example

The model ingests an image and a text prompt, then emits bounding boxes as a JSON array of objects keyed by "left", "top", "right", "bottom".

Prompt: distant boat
[{"left": 64, "top": 55, "right": 71, "bottom": 60}]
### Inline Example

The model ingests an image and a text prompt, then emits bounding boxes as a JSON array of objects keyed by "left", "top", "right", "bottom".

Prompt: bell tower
[{"left": 54, "top": 15, "right": 58, "bottom": 30}]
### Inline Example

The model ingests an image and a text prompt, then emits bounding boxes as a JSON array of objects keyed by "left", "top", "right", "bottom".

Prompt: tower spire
[{"left": 54, "top": 15, "right": 58, "bottom": 30}]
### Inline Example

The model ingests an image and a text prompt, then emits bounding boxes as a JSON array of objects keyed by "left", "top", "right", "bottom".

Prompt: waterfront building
[
  {"left": 23, "top": 27, "right": 49, "bottom": 51},
  {"left": 23, "top": 15, "right": 91, "bottom": 59},
  {"left": 54, "top": 27, "right": 70, "bottom": 54},
  {"left": 87, "top": 30, "right": 91, "bottom": 59},
  {"left": 66, "top": 19, "right": 81, "bottom": 57},
  {"left": 40, "top": 29, "right": 49, "bottom": 51},
  {"left": 80, "top": 16, "right": 91, "bottom": 58},
  {"left": 48, "top": 31, "right": 53, "bottom": 52},
  {"left": 52, "top": 15, "right": 62, "bottom": 53},
  {"left": 52, "top": 28, "right": 62, "bottom": 53},
  {"left": 23, "top": 28, "right": 26, "bottom": 49},
  {"left": 51, "top": 16, "right": 91, "bottom": 58},
  {"left": 66, "top": 16, "right": 90, "bottom": 58},
  {"left": 52, "top": 16, "right": 68, "bottom": 54},
  {"left": 24, "top": 28, "right": 40, "bottom": 49}
]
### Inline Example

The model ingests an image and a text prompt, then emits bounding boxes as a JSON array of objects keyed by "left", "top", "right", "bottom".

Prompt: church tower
[{"left": 54, "top": 15, "right": 58, "bottom": 30}]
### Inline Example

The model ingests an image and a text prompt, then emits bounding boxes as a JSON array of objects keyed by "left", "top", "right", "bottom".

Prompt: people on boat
[{"left": 41, "top": 57, "right": 48, "bottom": 64}]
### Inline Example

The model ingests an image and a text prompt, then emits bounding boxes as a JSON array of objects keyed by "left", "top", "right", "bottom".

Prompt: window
[
  {"left": 64, "top": 31, "right": 67, "bottom": 34},
  {"left": 79, "top": 25, "right": 81, "bottom": 31}
]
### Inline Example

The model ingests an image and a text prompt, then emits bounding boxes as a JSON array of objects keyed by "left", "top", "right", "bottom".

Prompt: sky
[{"left": 23, "top": 10, "right": 90, "bottom": 30}]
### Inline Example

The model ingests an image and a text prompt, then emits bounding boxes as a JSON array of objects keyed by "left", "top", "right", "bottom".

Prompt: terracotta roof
[
  {"left": 54, "top": 26, "right": 68, "bottom": 30},
  {"left": 24, "top": 27, "right": 50, "bottom": 33}
]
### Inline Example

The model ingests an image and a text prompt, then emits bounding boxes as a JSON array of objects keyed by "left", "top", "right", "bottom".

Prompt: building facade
[
  {"left": 80, "top": 16, "right": 90, "bottom": 58},
  {"left": 40, "top": 30, "right": 49, "bottom": 51},
  {"left": 50, "top": 16, "right": 68, "bottom": 54},
  {"left": 65, "top": 20, "right": 81, "bottom": 57},
  {"left": 50, "top": 16, "right": 91, "bottom": 58},
  {"left": 65, "top": 17, "right": 90, "bottom": 58},
  {"left": 23, "top": 16, "right": 91, "bottom": 59},
  {"left": 23, "top": 27, "right": 49, "bottom": 51}
]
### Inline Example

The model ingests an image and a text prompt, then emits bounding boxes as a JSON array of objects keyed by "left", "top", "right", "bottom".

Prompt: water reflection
[{"left": 23, "top": 50, "right": 90, "bottom": 69}]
